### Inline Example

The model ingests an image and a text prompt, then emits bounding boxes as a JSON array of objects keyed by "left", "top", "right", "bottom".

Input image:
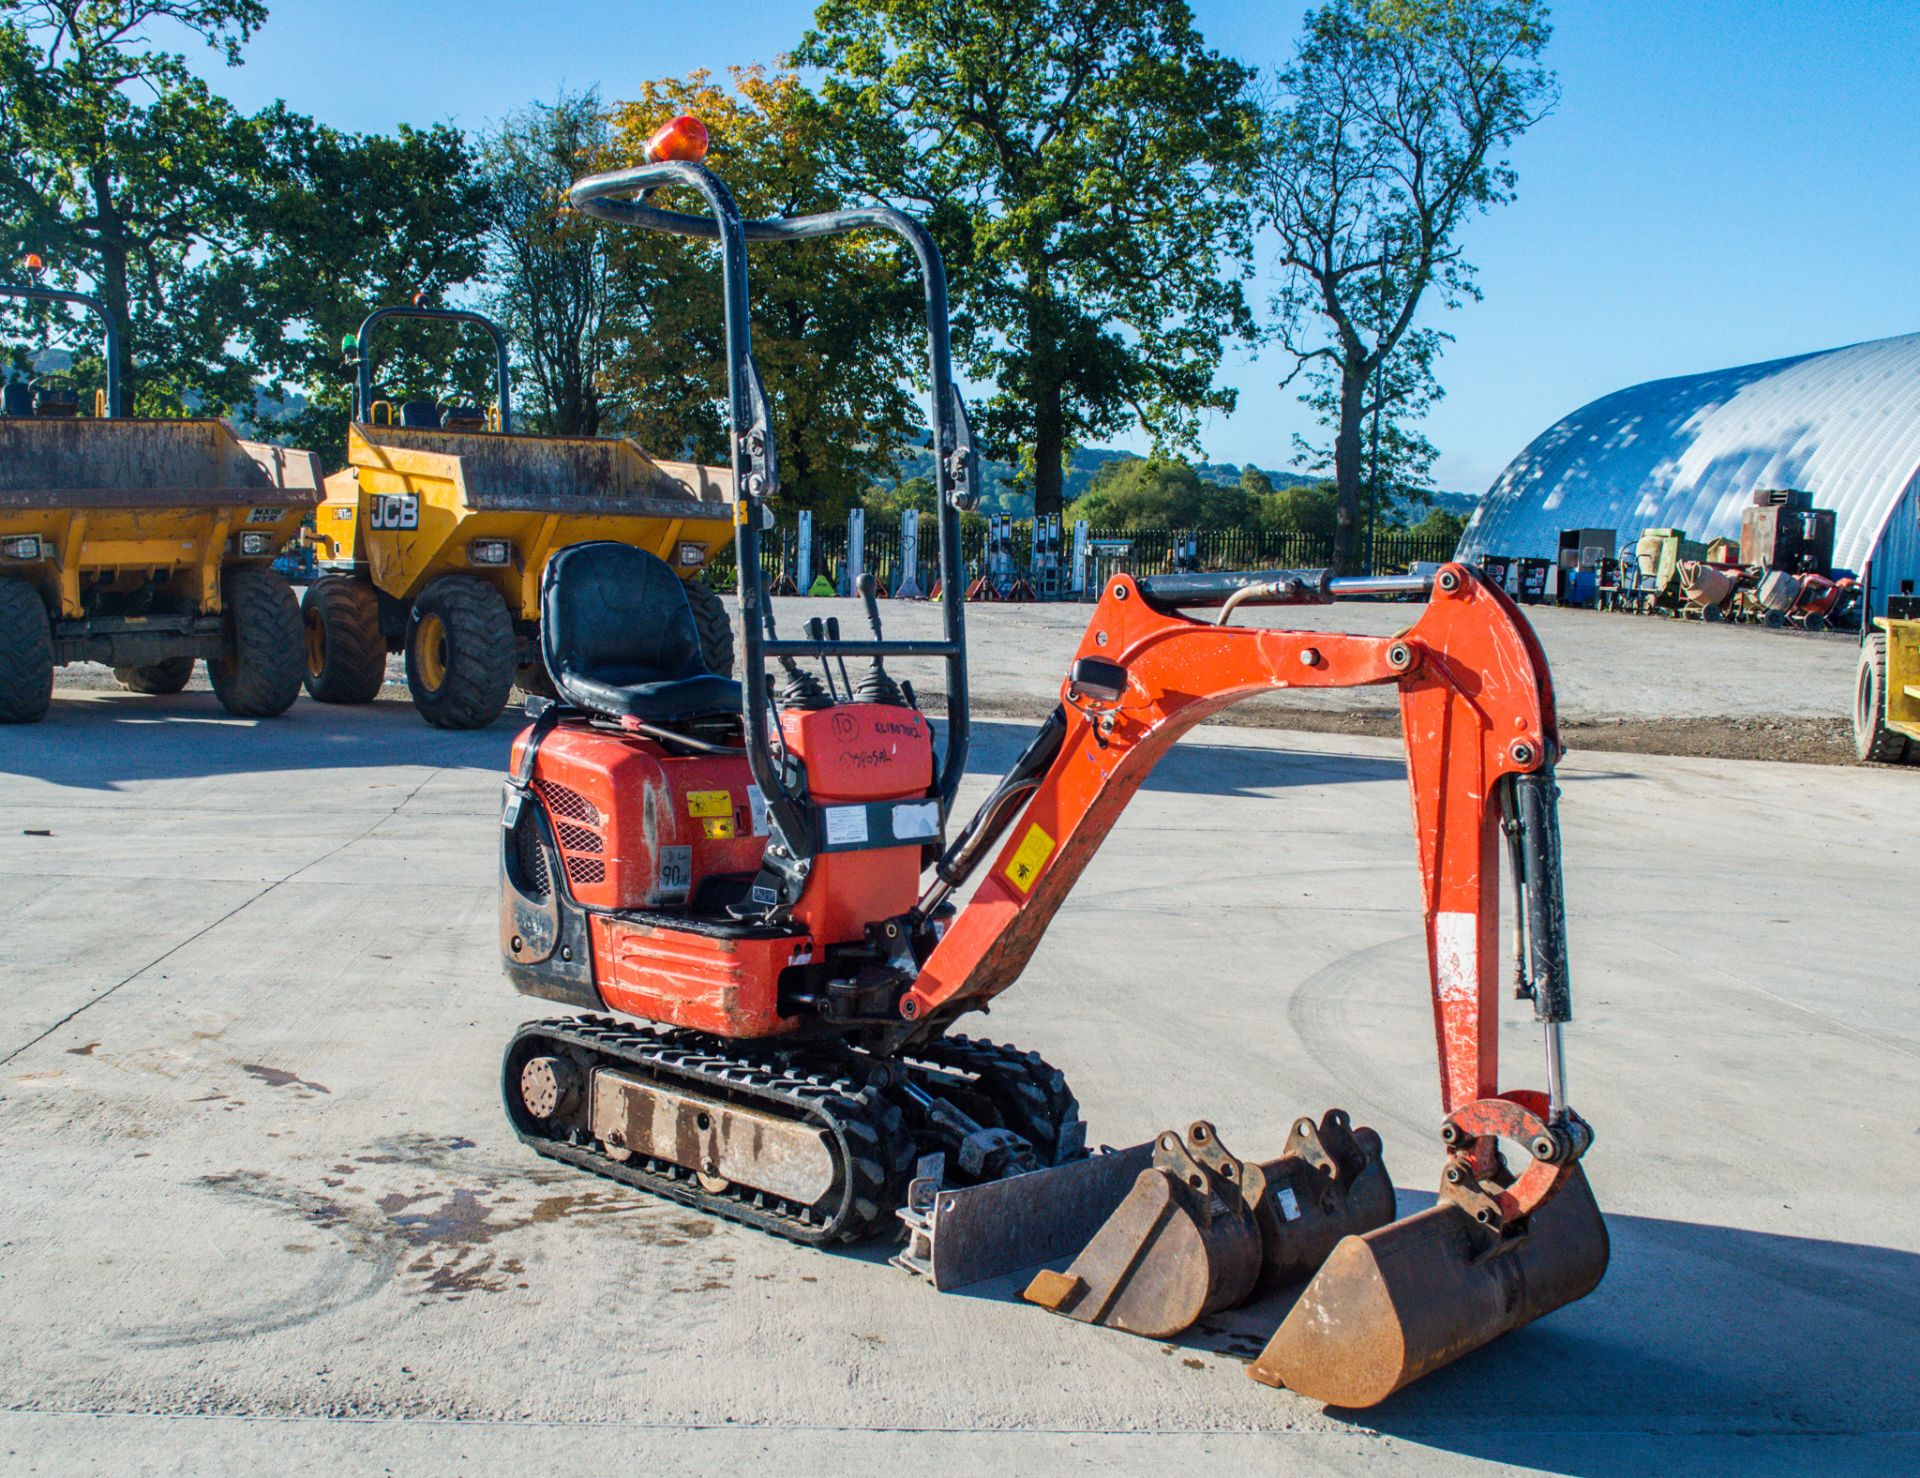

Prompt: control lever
[
  {"left": 855, "top": 573, "right": 906, "bottom": 706},
  {"left": 824, "top": 617, "right": 854, "bottom": 697},
  {"left": 805, "top": 616, "right": 840, "bottom": 701}
]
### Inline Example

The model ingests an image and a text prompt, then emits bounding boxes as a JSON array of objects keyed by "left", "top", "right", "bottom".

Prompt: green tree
[
  {"left": 1405, "top": 504, "right": 1466, "bottom": 543},
  {"left": 480, "top": 89, "right": 617, "bottom": 437},
  {"left": 798, "top": 0, "right": 1257, "bottom": 519},
  {"left": 1255, "top": 0, "right": 1555, "bottom": 569},
  {"left": 600, "top": 69, "right": 922, "bottom": 514},
  {"left": 1068, "top": 457, "right": 1240, "bottom": 530},
  {"left": 243, "top": 109, "right": 494, "bottom": 461},
  {"left": 0, "top": 0, "right": 268, "bottom": 413}
]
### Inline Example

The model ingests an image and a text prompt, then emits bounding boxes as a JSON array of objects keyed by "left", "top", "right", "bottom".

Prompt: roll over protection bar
[
  {"left": 567, "top": 160, "right": 976, "bottom": 858},
  {"left": 349, "top": 304, "right": 512, "bottom": 432},
  {"left": 0, "top": 283, "right": 123, "bottom": 417}
]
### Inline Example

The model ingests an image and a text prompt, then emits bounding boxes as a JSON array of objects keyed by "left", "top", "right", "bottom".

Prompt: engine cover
[{"left": 509, "top": 726, "right": 768, "bottom": 912}]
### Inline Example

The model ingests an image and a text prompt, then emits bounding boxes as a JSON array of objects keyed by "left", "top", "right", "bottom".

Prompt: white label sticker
[
  {"left": 745, "top": 783, "right": 770, "bottom": 835},
  {"left": 1434, "top": 911, "right": 1478, "bottom": 1003},
  {"left": 656, "top": 845, "right": 692, "bottom": 902},
  {"left": 893, "top": 800, "right": 940, "bottom": 840},
  {"left": 1276, "top": 1185, "right": 1301, "bottom": 1222},
  {"left": 825, "top": 806, "right": 869, "bottom": 846}
]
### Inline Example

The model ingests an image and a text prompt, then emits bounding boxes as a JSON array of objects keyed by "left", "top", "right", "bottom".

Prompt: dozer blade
[
  {"left": 1249, "top": 1163, "right": 1609, "bottom": 1408},
  {"left": 1023, "top": 1115, "right": 1392, "bottom": 1341}
]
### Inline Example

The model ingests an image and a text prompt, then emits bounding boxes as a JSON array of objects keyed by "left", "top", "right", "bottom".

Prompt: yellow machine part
[
  {"left": 311, "top": 423, "right": 736, "bottom": 620},
  {"left": 1882, "top": 616, "right": 1920, "bottom": 741},
  {"left": 0, "top": 418, "right": 321, "bottom": 618}
]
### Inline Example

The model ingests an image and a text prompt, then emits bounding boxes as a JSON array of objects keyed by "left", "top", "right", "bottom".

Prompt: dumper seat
[
  {"left": 540, "top": 541, "right": 741, "bottom": 726},
  {"left": 2, "top": 383, "right": 30, "bottom": 417}
]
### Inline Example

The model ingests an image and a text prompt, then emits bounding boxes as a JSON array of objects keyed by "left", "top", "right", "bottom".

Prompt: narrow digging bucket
[
  {"left": 1023, "top": 1124, "right": 1262, "bottom": 1339},
  {"left": 1023, "top": 1115, "right": 1393, "bottom": 1341},
  {"left": 1249, "top": 1164, "right": 1609, "bottom": 1408}
]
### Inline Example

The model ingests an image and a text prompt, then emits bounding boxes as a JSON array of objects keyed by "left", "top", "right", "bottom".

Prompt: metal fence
[{"left": 706, "top": 518, "right": 1459, "bottom": 598}]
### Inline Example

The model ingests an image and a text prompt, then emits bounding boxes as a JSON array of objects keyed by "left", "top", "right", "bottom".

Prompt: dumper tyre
[
  {"left": 113, "top": 657, "right": 195, "bottom": 695},
  {"left": 685, "top": 577, "right": 736, "bottom": 677},
  {"left": 1855, "top": 632, "right": 1912, "bottom": 764},
  {"left": 208, "top": 568, "right": 305, "bottom": 719},
  {"left": 302, "top": 577, "right": 388, "bottom": 704},
  {"left": 0, "top": 577, "right": 54, "bottom": 724},
  {"left": 406, "top": 576, "right": 515, "bottom": 729}
]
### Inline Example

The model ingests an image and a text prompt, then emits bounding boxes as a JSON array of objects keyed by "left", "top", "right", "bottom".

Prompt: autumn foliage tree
[{"left": 598, "top": 68, "right": 922, "bottom": 514}]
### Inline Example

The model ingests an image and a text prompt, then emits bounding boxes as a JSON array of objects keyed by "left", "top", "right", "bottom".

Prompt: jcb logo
[{"left": 368, "top": 494, "right": 419, "bottom": 531}]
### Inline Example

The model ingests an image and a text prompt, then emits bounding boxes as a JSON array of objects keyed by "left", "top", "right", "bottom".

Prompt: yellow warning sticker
[
  {"left": 687, "top": 789, "right": 733, "bottom": 819},
  {"left": 702, "top": 816, "right": 736, "bottom": 840},
  {"left": 1003, "top": 823, "right": 1056, "bottom": 894}
]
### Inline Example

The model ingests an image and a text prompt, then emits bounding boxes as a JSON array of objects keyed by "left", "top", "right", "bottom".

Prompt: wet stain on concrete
[
  {"left": 67, "top": 1042, "right": 100, "bottom": 1057},
  {"left": 241, "top": 1063, "right": 331, "bottom": 1095}
]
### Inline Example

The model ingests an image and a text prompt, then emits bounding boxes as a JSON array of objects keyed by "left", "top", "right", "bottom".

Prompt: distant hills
[{"left": 886, "top": 441, "right": 1479, "bottom": 515}]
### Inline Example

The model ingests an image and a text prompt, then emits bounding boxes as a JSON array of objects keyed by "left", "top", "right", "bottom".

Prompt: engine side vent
[
  {"left": 537, "top": 781, "right": 601, "bottom": 826},
  {"left": 556, "top": 821, "right": 604, "bottom": 855},
  {"left": 565, "top": 856, "right": 607, "bottom": 887},
  {"left": 512, "top": 807, "right": 551, "bottom": 899}
]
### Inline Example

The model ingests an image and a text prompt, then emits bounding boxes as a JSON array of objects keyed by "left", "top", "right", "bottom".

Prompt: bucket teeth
[
  {"left": 1021, "top": 1113, "right": 1393, "bottom": 1342},
  {"left": 1248, "top": 1163, "right": 1610, "bottom": 1408}
]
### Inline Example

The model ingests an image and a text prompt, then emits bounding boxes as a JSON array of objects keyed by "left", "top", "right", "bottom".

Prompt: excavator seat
[{"left": 540, "top": 541, "right": 741, "bottom": 726}]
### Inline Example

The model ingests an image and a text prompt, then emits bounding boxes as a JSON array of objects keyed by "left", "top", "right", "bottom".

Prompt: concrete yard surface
[{"left": 2, "top": 694, "right": 1915, "bottom": 1476}]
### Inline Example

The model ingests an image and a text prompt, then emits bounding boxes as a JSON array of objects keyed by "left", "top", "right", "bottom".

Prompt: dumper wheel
[
  {"left": 405, "top": 576, "right": 515, "bottom": 729},
  {"left": 0, "top": 577, "right": 54, "bottom": 724},
  {"left": 1855, "top": 632, "right": 1912, "bottom": 764},
  {"left": 208, "top": 568, "right": 305, "bottom": 719},
  {"left": 302, "top": 577, "right": 388, "bottom": 704},
  {"left": 113, "top": 657, "right": 195, "bottom": 695},
  {"left": 685, "top": 577, "right": 736, "bottom": 677}
]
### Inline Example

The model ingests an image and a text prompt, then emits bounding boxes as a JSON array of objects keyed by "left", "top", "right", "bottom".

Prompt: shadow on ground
[
  {"left": 3, "top": 691, "right": 516, "bottom": 790},
  {"left": 956, "top": 1183, "right": 1915, "bottom": 1472},
  {"left": 6, "top": 701, "right": 1413, "bottom": 798}
]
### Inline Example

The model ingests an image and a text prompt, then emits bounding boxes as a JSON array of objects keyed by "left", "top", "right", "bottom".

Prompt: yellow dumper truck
[
  {"left": 1, "top": 283, "right": 317, "bottom": 724},
  {"left": 299, "top": 305, "right": 738, "bottom": 729},
  {"left": 1855, "top": 596, "right": 1919, "bottom": 765}
]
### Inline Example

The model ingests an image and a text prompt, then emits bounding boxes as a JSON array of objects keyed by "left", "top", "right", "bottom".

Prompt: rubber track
[
  {"left": 910, "top": 1035, "right": 1088, "bottom": 1166},
  {"left": 506, "top": 1017, "right": 912, "bottom": 1246}
]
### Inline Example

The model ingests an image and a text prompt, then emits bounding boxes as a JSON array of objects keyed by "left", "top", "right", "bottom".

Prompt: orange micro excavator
[{"left": 495, "top": 118, "right": 1606, "bottom": 1409}]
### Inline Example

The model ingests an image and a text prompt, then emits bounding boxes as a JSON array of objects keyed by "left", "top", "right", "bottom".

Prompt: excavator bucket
[
  {"left": 1249, "top": 1163, "right": 1609, "bottom": 1407},
  {"left": 1023, "top": 1115, "right": 1393, "bottom": 1341}
]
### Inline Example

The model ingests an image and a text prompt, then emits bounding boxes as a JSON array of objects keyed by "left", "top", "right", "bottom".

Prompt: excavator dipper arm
[
  {"left": 902, "top": 564, "right": 1605, "bottom": 1406},
  {"left": 907, "top": 563, "right": 1565, "bottom": 1137}
]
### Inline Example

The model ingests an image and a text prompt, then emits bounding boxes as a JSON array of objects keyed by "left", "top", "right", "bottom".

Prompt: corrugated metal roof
[{"left": 1458, "top": 330, "right": 1920, "bottom": 578}]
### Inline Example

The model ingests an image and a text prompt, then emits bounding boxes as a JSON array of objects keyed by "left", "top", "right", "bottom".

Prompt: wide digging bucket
[
  {"left": 1023, "top": 1114, "right": 1392, "bottom": 1341},
  {"left": 1249, "top": 1163, "right": 1610, "bottom": 1408}
]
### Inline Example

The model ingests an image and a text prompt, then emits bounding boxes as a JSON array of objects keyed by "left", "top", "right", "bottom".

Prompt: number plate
[{"left": 656, "top": 845, "right": 692, "bottom": 903}]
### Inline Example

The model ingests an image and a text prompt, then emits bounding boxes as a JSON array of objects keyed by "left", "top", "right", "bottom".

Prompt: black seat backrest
[
  {"left": 2, "top": 383, "right": 31, "bottom": 417},
  {"left": 400, "top": 399, "right": 442, "bottom": 429},
  {"left": 541, "top": 542, "right": 710, "bottom": 688}
]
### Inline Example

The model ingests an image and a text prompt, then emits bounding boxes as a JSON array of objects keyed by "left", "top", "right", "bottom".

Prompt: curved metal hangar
[{"left": 1458, "top": 330, "right": 1920, "bottom": 618}]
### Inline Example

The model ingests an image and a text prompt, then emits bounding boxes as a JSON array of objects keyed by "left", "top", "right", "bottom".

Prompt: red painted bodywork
[
  {"left": 781, "top": 704, "right": 935, "bottom": 945},
  {"left": 509, "top": 727, "right": 766, "bottom": 911},
  {"left": 905, "top": 565, "right": 1560, "bottom": 1138},
  {"left": 591, "top": 915, "right": 805, "bottom": 1037}
]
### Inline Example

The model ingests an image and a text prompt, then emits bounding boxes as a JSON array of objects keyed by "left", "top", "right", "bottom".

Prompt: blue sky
[{"left": 181, "top": 0, "right": 1920, "bottom": 493}]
